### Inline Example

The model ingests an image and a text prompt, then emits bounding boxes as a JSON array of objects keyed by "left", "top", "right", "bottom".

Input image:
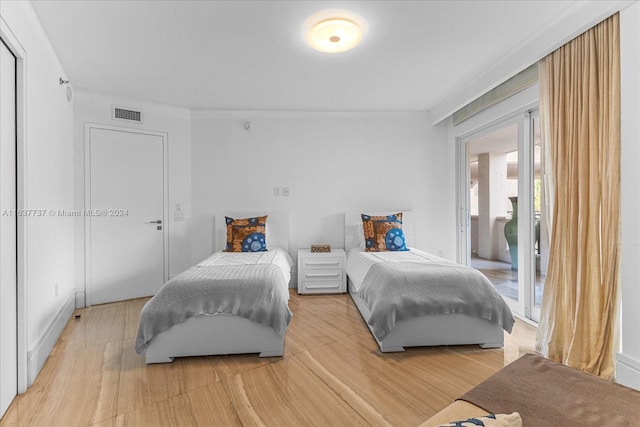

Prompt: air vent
[{"left": 112, "top": 106, "right": 143, "bottom": 123}]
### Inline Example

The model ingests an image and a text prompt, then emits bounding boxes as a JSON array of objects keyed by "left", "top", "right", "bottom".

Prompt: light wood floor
[{"left": 1, "top": 290, "right": 536, "bottom": 427}]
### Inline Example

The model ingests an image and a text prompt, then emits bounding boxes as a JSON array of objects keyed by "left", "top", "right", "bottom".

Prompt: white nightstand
[{"left": 297, "top": 249, "right": 346, "bottom": 294}]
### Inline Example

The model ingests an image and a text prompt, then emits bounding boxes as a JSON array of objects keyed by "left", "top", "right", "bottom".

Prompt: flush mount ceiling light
[{"left": 303, "top": 10, "right": 366, "bottom": 53}]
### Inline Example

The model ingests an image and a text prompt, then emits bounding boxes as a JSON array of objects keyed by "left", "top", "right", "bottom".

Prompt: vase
[{"left": 504, "top": 197, "right": 518, "bottom": 270}]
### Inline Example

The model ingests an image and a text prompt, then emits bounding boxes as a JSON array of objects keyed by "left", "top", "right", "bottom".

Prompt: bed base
[
  {"left": 142, "top": 313, "right": 285, "bottom": 364},
  {"left": 348, "top": 281, "right": 504, "bottom": 352}
]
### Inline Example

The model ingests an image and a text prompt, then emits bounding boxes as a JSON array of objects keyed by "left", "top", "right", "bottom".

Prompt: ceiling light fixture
[{"left": 304, "top": 10, "right": 366, "bottom": 54}]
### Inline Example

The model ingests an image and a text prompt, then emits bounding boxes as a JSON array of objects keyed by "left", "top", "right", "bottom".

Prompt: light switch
[{"left": 174, "top": 203, "right": 184, "bottom": 221}]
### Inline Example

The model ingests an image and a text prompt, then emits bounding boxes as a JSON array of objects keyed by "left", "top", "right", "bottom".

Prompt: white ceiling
[{"left": 31, "top": 0, "right": 575, "bottom": 112}]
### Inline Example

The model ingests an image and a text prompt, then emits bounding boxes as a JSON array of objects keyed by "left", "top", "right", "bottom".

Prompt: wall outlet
[
  {"left": 437, "top": 249, "right": 444, "bottom": 257},
  {"left": 282, "top": 187, "right": 290, "bottom": 197}
]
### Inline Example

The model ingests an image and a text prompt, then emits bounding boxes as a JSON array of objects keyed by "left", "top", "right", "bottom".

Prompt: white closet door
[{"left": 0, "top": 39, "right": 18, "bottom": 418}]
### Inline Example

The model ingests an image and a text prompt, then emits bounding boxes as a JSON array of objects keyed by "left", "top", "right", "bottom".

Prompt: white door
[
  {"left": 0, "top": 39, "right": 18, "bottom": 418},
  {"left": 87, "top": 127, "right": 166, "bottom": 305}
]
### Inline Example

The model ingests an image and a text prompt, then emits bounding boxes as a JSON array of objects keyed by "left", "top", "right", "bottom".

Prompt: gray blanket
[
  {"left": 359, "top": 261, "right": 514, "bottom": 341},
  {"left": 135, "top": 263, "right": 292, "bottom": 354}
]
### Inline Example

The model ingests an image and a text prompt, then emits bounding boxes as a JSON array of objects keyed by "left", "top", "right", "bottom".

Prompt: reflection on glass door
[{"left": 463, "top": 110, "right": 544, "bottom": 321}]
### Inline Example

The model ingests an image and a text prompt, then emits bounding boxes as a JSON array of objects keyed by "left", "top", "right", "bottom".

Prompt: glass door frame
[
  {"left": 455, "top": 107, "right": 540, "bottom": 322},
  {"left": 528, "top": 109, "right": 541, "bottom": 322}
]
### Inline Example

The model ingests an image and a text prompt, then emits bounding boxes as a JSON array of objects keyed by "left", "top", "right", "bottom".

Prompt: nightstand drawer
[
  {"left": 302, "top": 257, "right": 343, "bottom": 270},
  {"left": 300, "top": 269, "right": 343, "bottom": 281},
  {"left": 300, "top": 280, "right": 343, "bottom": 294}
]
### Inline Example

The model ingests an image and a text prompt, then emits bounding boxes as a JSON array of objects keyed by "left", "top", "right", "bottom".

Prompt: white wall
[
  {"left": 72, "top": 91, "right": 192, "bottom": 289},
  {"left": 190, "top": 111, "right": 455, "bottom": 279},
  {"left": 0, "top": 1, "right": 75, "bottom": 385},
  {"left": 618, "top": 0, "right": 640, "bottom": 390}
]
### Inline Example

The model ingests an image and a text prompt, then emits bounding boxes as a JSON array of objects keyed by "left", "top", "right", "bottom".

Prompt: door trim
[
  {"left": 1, "top": 16, "right": 28, "bottom": 395},
  {"left": 84, "top": 123, "right": 169, "bottom": 306}
]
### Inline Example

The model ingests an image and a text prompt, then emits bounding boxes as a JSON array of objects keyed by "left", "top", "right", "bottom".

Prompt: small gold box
[{"left": 310, "top": 244, "right": 331, "bottom": 253}]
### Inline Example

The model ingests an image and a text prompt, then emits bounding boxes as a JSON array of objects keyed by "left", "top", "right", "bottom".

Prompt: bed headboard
[
  {"left": 214, "top": 211, "right": 290, "bottom": 252},
  {"left": 344, "top": 211, "right": 413, "bottom": 251}
]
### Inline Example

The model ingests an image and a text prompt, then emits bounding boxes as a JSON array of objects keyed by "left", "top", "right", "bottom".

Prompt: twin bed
[
  {"left": 135, "top": 211, "right": 513, "bottom": 364},
  {"left": 344, "top": 212, "right": 513, "bottom": 353},
  {"left": 135, "top": 212, "right": 293, "bottom": 363}
]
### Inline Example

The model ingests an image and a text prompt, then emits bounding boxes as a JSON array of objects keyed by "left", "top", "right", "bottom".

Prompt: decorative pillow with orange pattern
[
  {"left": 361, "top": 213, "right": 408, "bottom": 252},
  {"left": 225, "top": 215, "right": 267, "bottom": 252}
]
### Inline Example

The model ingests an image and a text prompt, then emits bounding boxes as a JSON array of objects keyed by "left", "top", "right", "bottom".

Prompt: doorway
[
  {"left": 0, "top": 37, "right": 17, "bottom": 419},
  {"left": 459, "top": 110, "right": 547, "bottom": 321},
  {"left": 85, "top": 125, "right": 168, "bottom": 305}
]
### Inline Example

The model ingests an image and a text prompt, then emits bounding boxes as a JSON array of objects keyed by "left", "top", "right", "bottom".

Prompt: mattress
[
  {"left": 197, "top": 247, "right": 293, "bottom": 291},
  {"left": 346, "top": 247, "right": 444, "bottom": 292}
]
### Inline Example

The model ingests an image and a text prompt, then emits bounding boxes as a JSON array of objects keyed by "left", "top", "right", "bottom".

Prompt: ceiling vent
[{"left": 112, "top": 106, "right": 143, "bottom": 123}]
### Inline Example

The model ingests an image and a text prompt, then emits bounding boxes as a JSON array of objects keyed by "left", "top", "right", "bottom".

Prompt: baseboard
[
  {"left": 27, "top": 293, "right": 75, "bottom": 386},
  {"left": 616, "top": 352, "right": 640, "bottom": 391},
  {"left": 75, "top": 288, "right": 85, "bottom": 308}
]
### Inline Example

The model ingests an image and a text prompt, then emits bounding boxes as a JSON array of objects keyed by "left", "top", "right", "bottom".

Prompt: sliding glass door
[{"left": 458, "top": 109, "right": 545, "bottom": 322}]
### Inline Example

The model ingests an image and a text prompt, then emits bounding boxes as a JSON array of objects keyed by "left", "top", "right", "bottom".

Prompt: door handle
[{"left": 146, "top": 220, "right": 162, "bottom": 224}]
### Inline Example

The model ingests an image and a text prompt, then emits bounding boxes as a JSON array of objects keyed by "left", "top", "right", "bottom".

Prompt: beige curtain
[{"left": 535, "top": 13, "right": 620, "bottom": 380}]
